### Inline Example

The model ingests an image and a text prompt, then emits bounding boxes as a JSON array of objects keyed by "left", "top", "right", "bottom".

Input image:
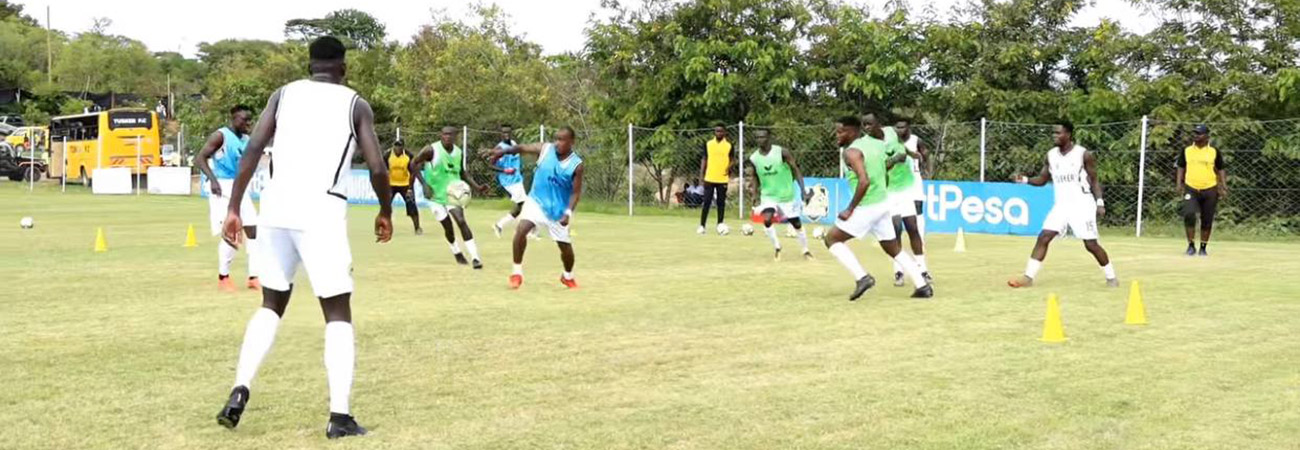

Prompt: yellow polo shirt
[
  {"left": 388, "top": 150, "right": 412, "bottom": 187},
  {"left": 704, "top": 138, "right": 732, "bottom": 184},
  {"left": 1179, "top": 144, "right": 1223, "bottom": 190}
]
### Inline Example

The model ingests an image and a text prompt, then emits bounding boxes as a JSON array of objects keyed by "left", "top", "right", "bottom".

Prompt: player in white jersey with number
[
  {"left": 214, "top": 37, "right": 393, "bottom": 439},
  {"left": 197, "top": 105, "right": 260, "bottom": 292},
  {"left": 1008, "top": 121, "right": 1118, "bottom": 288}
]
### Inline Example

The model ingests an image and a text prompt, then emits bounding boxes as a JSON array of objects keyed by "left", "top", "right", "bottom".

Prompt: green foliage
[{"left": 284, "top": 9, "right": 387, "bottom": 50}]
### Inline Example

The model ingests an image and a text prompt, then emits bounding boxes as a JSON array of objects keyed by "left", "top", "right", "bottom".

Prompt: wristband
[{"left": 1095, "top": 199, "right": 1105, "bottom": 207}]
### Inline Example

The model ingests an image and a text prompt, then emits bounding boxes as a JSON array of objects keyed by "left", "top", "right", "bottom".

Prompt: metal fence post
[
  {"left": 136, "top": 136, "right": 142, "bottom": 196},
  {"left": 539, "top": 125, "right": 545, "bottom": 144},
  {"left": 28, "top": 139, "right": 35, "bottom": 193},
  {"left": 627, "top": 123, "right": 634, "bottom": 216},
  {"left": 461, "top": 125, "right": 468, "bottom": 166},
  {"left": 979, "top": 118, "right": 987, "bottom": 182},
  {"left": 737, "top": 121, "right": 745, "bottom": 220},
  {"left": 1136, "top": 115, "right": 1149, "bottom": 237},
  {"left": 61, "top": 136, "right": 67, "bottom": 192}
]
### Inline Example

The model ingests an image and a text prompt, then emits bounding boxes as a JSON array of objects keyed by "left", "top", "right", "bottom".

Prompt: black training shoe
[
  {"left": 911, "top": 284, "right": 934, "bottom": 299},
  {"left": 849, "top": 275, "right": 876, "bottom": 301},
  {"left": 1198, "top": 247, "right": 1208, "bottom": 257},
  {"left": 325, "top": 413, "right": 368, "bottom": 439},
  {"left": 774, "top": 248, "right": 782, "bottom": 261},
  {"left": 454, "top": 253, "right": 469, "bottom": 265},
  {"left": 892, "top": 272, "right": 905, "bottom": 287},
  {"left": 1185, "top": 245, "right": 1196, "bottom": 256},
  {"left": 216, "top": 386, "right": 249, "bottom": 429},
  {"left": 472, "top": 259, "right": 483, "bottom": 270}
]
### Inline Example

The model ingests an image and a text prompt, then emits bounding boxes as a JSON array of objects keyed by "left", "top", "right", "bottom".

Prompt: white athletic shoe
[
  {"left": 492, "top": 223, "right": 503, "bottom": 238},
  {"left": 696, "top": 226, "right": 706, "bottom": 235}
]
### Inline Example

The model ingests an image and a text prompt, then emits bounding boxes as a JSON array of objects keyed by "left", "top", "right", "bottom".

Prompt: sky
[{"left": 16, "top": 0, "right": 1164, "bottom": 57}]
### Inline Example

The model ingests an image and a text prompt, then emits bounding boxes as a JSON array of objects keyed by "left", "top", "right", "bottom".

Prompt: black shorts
[
  {"left": 392, "top": 185, "right": 418, "bottom": 216},
  {"left": 1182, "top": 186, "right": 1219, "bottom": 222}
]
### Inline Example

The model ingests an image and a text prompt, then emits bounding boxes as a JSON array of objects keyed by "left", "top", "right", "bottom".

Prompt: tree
[
  {"left": 285, "top": 9, "right": 387, "bottom": 50},
  {"left": 53, "top": 28, "right": 163, "bottom": 97}
]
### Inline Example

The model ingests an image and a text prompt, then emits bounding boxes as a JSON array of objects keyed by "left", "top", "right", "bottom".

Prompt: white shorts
[
  {"left": 753, "top": 199, "right": 802, "bottom": 220},
  {"left": 890, "top": 193, "right": 918, "bottom": 218},
  {"left": 428, "top": 202, "right": 462, "bottom": 222},
  {"left": 504, "top": 183, "right": 528, "bottom": 203},
  {"left": 256, "top": 223, "right": 353, "bottom": 298},
  {"left": 833, "top": 203, "right": 896, "bottom": 241},
  {"left": 1043, "top": 205, "right": 1099, "bottom": 240},
  {"left": 519, "top": 199, "right": 571, "bottom": 243},
  {"left": 908, "top": 180, "right": 925, "bottom": 202},
  {"left": 209, "top": 178, "right": 258, "bottom": 236}
]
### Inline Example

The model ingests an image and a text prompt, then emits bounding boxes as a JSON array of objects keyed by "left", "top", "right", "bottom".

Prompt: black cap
[
  {"left": 1193, "top": 124, "right": 1210, "bottom": 134},
  {"left": 393, "top": 139, "right": 405, "bottom": 147}
]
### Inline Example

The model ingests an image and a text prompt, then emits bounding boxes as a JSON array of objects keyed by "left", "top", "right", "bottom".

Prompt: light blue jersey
[
  {"left": 495, "top": 140, "right": 523, "bottom": 187},
  {"left": 529, "top": 143, "right": 583, "bottom": 221},
  {"left": 213, "top": 127, "right": 248, "bottom": 179}
]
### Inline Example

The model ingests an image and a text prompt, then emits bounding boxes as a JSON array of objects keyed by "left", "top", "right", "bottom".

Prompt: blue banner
[
  {"left": 796, "top": 178, "right": 1053, "bottom": 236},
  {"left": 201, "top": 169, "right": 432, "bottom": 207}
]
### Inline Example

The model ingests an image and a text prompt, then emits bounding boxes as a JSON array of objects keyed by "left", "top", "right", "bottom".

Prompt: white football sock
[
  {"left": 795, "top": 229, "right": 809, "bottom": 252},
  {"left": 916, "top": 254, "right": 928, "bottom": 272},
  {"left": 891, "top": 258, "right": 903, "bottom": 274},
  {"left": 218, "top": 240, "right": 237, "bottom": 277},
  {"left": 1101, "top": 263, "right": 1116, "bottom": 280},
  {"left": 497, "top": 214, "right": 514, "bottom": 229},
  {"left": 465, "top": 239, "right": 480, "bottom": 261},
  {"left": 562, "top": 271, "right": 574, "bottom": 280},
  {"left": 916, "top": 213, "right": 926, "bottom": 236},
  {"left": 764, "top": 226, "right": 781, "bottom": 250},
  {"left": 512, "top": 264, "right": 523, "bottom": 276},
  {"left": 1025, "top": 258, "right": 1043, "bottom": 279},
  {"left": 892, "top": 252, "right": 928, "bottom": 288},
  {"left": 244, "top": 237, "right": 258, "bottom": 278},
  {"left": 828, "top": 242, "right": 868, "bottom": 280},
  {"left": 324, "top": 321, "right": 355, "bottom": 415},
  {"left": 233, "top": 307, "right": 280, "bottom": 388},
  {"left": 448, "top": 242, "right": 462, "bottom": 255}
]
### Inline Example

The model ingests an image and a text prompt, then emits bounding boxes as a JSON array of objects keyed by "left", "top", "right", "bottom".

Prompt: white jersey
[
  {"left": 903, "top": 134, "right": 924, "bottom": 200},
  {"left": 1047, "top": 145, "right": 1094, "bottom": 207},
  {"left": 258, "top": 79, "right": 361, "bottom": 230}
]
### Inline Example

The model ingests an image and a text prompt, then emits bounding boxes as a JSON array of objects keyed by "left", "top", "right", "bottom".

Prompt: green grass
[{"left": 3, "top": 181, "right": 1299, "bottom": 449}]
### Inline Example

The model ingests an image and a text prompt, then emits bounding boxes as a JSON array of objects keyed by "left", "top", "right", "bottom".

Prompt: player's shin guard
[
  {"left": 764, "top": 226, "right": 781, "bottom": 250},
  {"left": 892, "top": 252, "right": 927, "bottom": 288},
  {"left": 324, "top": 321, "right": 355, "bottom": 415},
  {"left": 234, "top": 307, "right": 281, "bottom": 388},
  {"left": 219, "top": 241, "right": 237, "bottom": 277},
  {"left": 1025, "top": 258, "right": 1043, "bottom": 279},
  {"left": 1101, "top": 263, "right": 1116, "bottom": 280},
  {"left": 828, "top": 242, "right": 867, "bottom": 280},
  {"left": 465, "top": 239, "right": 480, "bottom": 261},
  {"left": 245, "top": 237, "right": 259, "bottom": 278},
  {"left": 795, "top": 229, "right": 809, "bottom": 252}
]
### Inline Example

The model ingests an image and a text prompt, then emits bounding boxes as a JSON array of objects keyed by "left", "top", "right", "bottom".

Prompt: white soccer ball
[
  {"left": 785, "top": 225, "right": 799, "bottom": 238},
  {"left": 812, "top": 226, "right": 826, "bottom": 239},
  {"left": 446, "top": 181, "right": 472, "bottom": 208},
  {"left": 19, "top": 216, "right": 34, "bottom": 229},
  {"left": 716, "top": 223, "right": 730, "bottom": 236},
  {"left": 741, "top": 223, "right": 755, "bottom": 236}
]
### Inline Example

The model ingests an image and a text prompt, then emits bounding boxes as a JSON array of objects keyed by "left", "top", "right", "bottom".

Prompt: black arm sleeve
[
  {"left": 1176, "top": 149, "right": 1187, "bottom": 168},
  {"left": 1214, "top": 150, "right": 1225, "bottom": 170}
]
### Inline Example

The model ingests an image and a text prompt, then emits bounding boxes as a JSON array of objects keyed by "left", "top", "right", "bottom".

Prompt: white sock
[
  {"left": 324, "top": 321, "right": 355, "bottom": 415},
  {"left": 218, "top": 240, "right": 237, "bottom": 277},
  {"left": 512, "top": 264, "right": 523, "bottom": 276},
  {"left": 245, "top": 237, "right": 258, "bottom": 278},
  {"left": 448, "top": 242, "right": 462, "bottom": 255},
  {"left": 464, "top": 239, "right": 480, "bottom": 261},
  {"left": 892, "top": 258, "right": 903, "bottom": 275},
  {"left": 828, "top": 242, "right": 868, "bottom": 280},
  {"left": 892, "top": 252, "right": 928, "bottom": 288},
  {"left": 1025, "top": 258, "right": 1043, "bottom": 279},
  {"left": 233, "top": 308, "right": 280, "bottom": 388},
  {"left": 497, "top": 214, "right": 514, "bottom": 229},
  {"left": 765, "top": 226, "right": 781, "bottom": 250},
  {"left": 916, "top": 213, "right": 926, "bottom": 236},
  {"left": 1101, "top": 263, "right": 1116, "bottom": 280},
  {"left": 795, "top": 229, "right": 808, "bottom": 252},
  {"left": 562, "top": 271, "right": 574, "bottom": 280},
  {"left": 916, "top": 254, "right": 928, "bottom": 273}
]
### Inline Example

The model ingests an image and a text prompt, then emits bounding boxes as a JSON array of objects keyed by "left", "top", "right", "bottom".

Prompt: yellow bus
[{"left": 50, "top": 109, "right": 162, "bottom": 184}]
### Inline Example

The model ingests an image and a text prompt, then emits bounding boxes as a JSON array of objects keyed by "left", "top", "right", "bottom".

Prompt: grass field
[{"left": 3, "top": 181, "right": 1299, "bottom": 449}]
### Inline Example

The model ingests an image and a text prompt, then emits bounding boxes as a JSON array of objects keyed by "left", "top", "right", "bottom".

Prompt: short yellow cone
[
  {"left": 1125, "top": 280, "right": 1147, "bottom": 325},
  {"left": 1041, "top": 293, "right": 1067, "bottom": 343},
  {"left": 183, "top": 224, "right": 199, "bottom": 248},
  {"left": 953, "top": 228, "right": 967, "bottom": 253},
  {"left": 94, "top": 227, "right": 108, "bottom": 253}
]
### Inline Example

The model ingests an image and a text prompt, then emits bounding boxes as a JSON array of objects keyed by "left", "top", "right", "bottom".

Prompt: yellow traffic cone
[
  {"left": 1125, "top": 280, "right": 1147, "bottom": 325},
  {"left": 1041, "top": 293, "right": 1067, "bottom": 343},
  {"left": 183, "top": 224, "right": 199, "bottom": 248},
  {"left": 953, "top": 228, "right": 967, "bottom": 253},
  {"left": 94, "top": 227, "right": 108, "bottom": 253}
]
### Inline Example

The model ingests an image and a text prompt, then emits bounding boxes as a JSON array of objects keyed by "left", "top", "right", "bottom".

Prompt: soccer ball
[
  {"left": 19, "top": 216, "right": 34, "bottom": 229},
  {"left": 785, "top": 225, "right": 799, "bottom": 238},
  {"left": 446, "top": 181, "right": 472, "bottom": 207},
  {"left": 741, "top": 223, "right": 755, "bottom": 236},
  {"left": 716, "top": 223, "right": 730, "bottom": 236},
  {"left": 812, "top": 227, "right": 826, "bottom": 239}
]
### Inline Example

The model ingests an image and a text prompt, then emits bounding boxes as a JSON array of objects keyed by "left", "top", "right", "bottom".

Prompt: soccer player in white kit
[
  {"left": 1008, "top": 121, "right": 1118, "bottom": 288},
  {"left": 214, "top": 37, "right": 394, "bottom": 439},
  {"left": 197, "top": 105, "right": 260, "bottom": 292}
]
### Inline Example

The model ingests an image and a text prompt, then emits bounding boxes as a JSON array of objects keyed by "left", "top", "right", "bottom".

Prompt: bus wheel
[
  {"left": 79, "top": 167, "right": 90, "bottom": 187},
  {"left": 23, "top": 168, "right": 41, "bottom": 182}
]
